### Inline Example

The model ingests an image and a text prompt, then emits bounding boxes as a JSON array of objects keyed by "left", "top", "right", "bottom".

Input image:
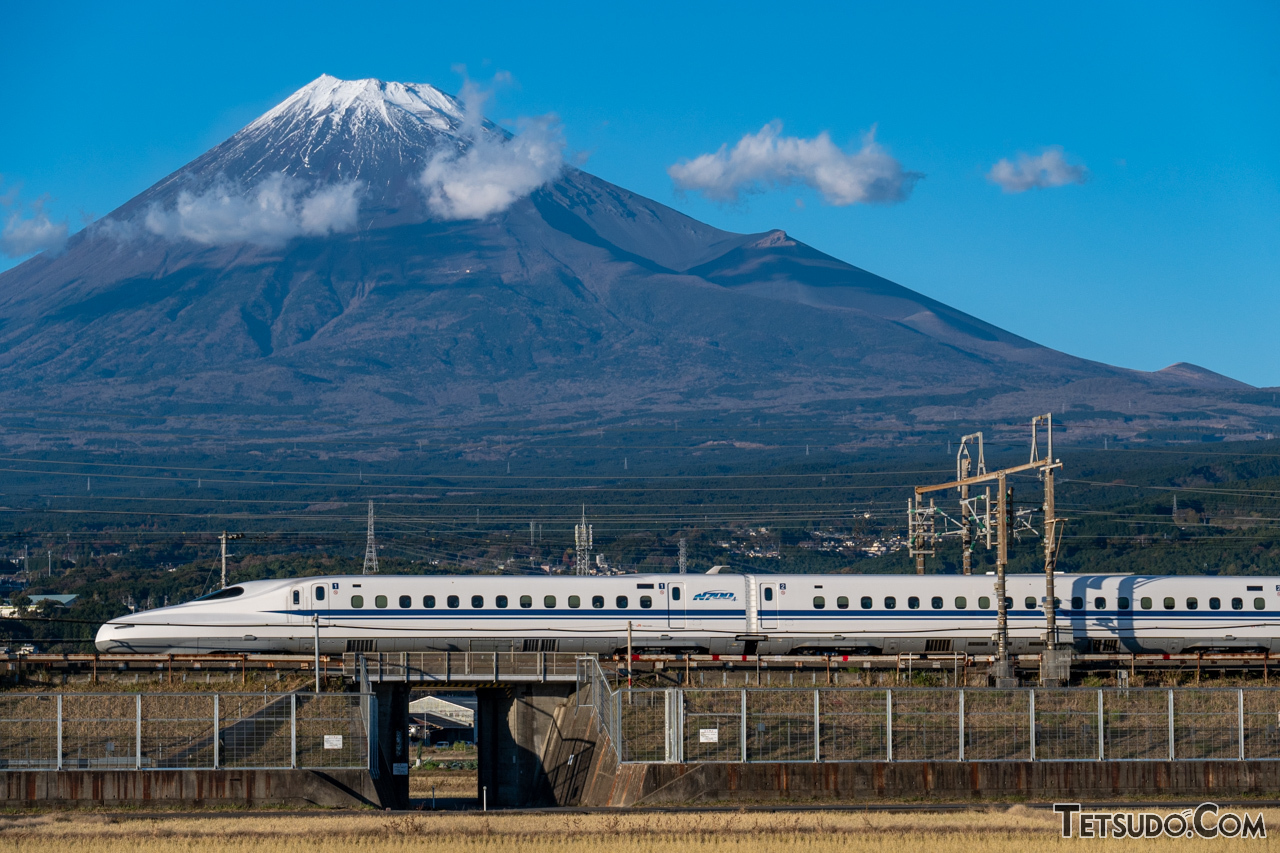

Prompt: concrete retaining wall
[
  {"left": 0, "top": 769, "right": 382, "bottom": 808},
  {"left": 591, "top": 761, "right": 1280, "bottom": 807}
]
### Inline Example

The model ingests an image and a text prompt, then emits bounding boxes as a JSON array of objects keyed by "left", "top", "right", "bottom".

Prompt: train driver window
[
  {"left": 292, "top": 590, "right": 300, "bottom": 605},
  {"left": 471, "top": 595, "right": 484, "bottom": 608},
  {"left": 813, "top": 596, "right": 825, "bottom": 609},
  {"left": 978, "top": 597, "right": 991, "bottom": 610},
  {"left": 837, "top": 596, "right": 849, "bottom": 610},
  {"left": 861, "top": 596, "right": 873, "bottom": 609},
  {"left": 1118, "top": 597, "right": 1130, "bottom": 610},
  {"left": 1209, "top": 597, "right": 1220, "bottom": 610},
  {"left": 1255, "top": 598, "right": 1266, "bottom": 611},
  {"left": 520, "top": 595, "right": 533, "bottom": 609},
  {"left": 885, "top": 596, "right": 897, "bottom": 610},
  {"left": 496, "top": 595, "right": 508, "bottom": 608},
  {"left": 617, "top": 595, "right": 629, "bottom": 608},
  {"left": 399, "top": 595, "right": 412, "bottom": 608},
  {"left": 423, "top": 595, "right": 435, "bottom": 608},
  {"left": 375, "top": 595, "right": 388, "bottom": 609},
  {"left": 1140, "top": 597, "right": 1153, "bottom": 610},
  {"left": 544, "top": 595, "right": 556, "bottom": 608},
  {"left": 569, "top": 595, "right": 581, "bottom": 609},
  {"left": 907, "top": 596, "right": 920, "bottom": 610},
  {"left": 931, "top": 596, "right": 943, "bottom": 610},
  {"left": 351, "top": 595, "right": 364, "bottom": 608},
  {"left": 592, "top": 595, "right": 605, "bottom": 609},
  {"left": 955, "top": 597, "right": 967, "bottom": 609},
  {"left": 1232, "top": 597, "right": 1243, "bottom": 610},
  {"left": 1163, "top": 597, "right": 1176, "bottom": 610},
  {"left": 1186, "top": 597, "right": 1198, "bottom": 610},
  {"left": 1094, "top": 597, "right": 1106, "bottom": 610},
  {"left": 1025, "top": 597, "right": 1036, "bottom": 610},
  {"left": 314, "top": 586, "right": 325, "bottom": 602},
  {"left": 1071, "top": 597, "right": 1083, "bottom": 610},
  {"left": 447, "top": 595, "right": 459, "bottom": 609},
  {"left": 640, "top": 596, "right": 652, "bottom": 609}
]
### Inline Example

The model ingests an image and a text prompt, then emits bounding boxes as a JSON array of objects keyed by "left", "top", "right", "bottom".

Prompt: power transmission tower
[
  {"left": 363, "top": 501, "right": 379, "bottom": 574},
  {"left": 574, "top": 507, "right": 593, "bottom": 576},
  {"left": 678, "top": 538, "right": 688, "bottom": 574}
]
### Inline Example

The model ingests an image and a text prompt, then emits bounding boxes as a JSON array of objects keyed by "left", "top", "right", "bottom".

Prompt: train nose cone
[{"left": 95, "top": 621, "right": 125, "bottom": 652}]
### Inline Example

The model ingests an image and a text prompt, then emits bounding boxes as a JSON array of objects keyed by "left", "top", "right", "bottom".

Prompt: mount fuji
[{"left": 0, "top": 75, "right": 1264, "bottom": 448}]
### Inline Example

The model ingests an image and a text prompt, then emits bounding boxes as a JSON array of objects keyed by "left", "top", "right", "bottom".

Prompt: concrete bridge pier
[{"left": 369, "top": 683, "right": 411, "bottom": 809}]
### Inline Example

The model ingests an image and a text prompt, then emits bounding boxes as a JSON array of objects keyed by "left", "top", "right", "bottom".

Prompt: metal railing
[
  {"left": 346, "top": 651, "right": 584, "bottom": 683},
  {"left": 0, "top": 692, "right": 369, "bottom": 770},
  {"left": 575, "top": 664, "right": 1280, "bottom": 765}
]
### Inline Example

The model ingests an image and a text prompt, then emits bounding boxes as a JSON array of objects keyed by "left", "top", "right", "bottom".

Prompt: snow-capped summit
[{"left": 251, "top": 74, "right": 467, "bottom": 133}]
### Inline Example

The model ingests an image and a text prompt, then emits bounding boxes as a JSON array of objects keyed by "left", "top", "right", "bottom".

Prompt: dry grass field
[{"left": 0, "top": 808, "right": 1274, "bottom": 852}]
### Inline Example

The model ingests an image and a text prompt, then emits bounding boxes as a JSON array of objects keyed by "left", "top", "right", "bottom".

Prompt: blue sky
[{"left": 2, "top": 1, "right": 1277, "bottom": 385}]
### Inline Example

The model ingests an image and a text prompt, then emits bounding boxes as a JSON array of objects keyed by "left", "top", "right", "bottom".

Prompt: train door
[
  {"left": 288, "top": 584, "right": 308, "bottom": 624},
  {"left": 668, "top": 582, "right": 686, "bottom": 629},
  {"left": 759, "top": 583, "right": 778, "bottom": 630}
]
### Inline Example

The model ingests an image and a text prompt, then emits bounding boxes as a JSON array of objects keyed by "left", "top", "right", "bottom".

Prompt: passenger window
[
  {"left": 1004, "top": 597, "right": 1013, "bottom": 610},
  {"left": 520, "top": 595, "right": 533, "bottom": 609},
  {"left": 314, "top": 586, "right": 325, "bottom": 602},
  {"left": 496, "top": 595, "right": 508, "bottom": 608},
  {"left": 1255, "top": 598, "right": 1266, "bottom": 611},
  {"left": 617, "top": 595, "right": 629, "bottom": 608},
  {"left": 423, "top": 595, "right": 435, "bottom": 608},
  {"left": 399, "top": 595, "right": 412, "bottom": 608},
  {"left": 1025, "top": 596, "right": 1036, "bottom": 610},
  {"left": 472, "top": 595, "right": 484, "bottom": 608},
  {"left": 1163, "top": 597, "right": 1175, "bottom": 610},
  {"left": 671, "top": 587, "right": 681, "bottom": 601},
  {"left": 930, "top": 597, "right": 943, "bottom": 610},
  {"left": 1094, "top": 597, "right": 1105, "bottom": 610},
  {"left": 1071, "top": 597, "right": 1083, "bottom": 610},
  {"left": 837, "top": 596, "right": 849, "bottom": 610},
  {"left": 351, "top": 595, "right": 364, "bottom": 608},
  {"left": 569, "top": 595, "right": 581, "bottom": 608},
  {"left": 1232, "top": 597, "right": 1243, "bottom": 611},
  {"left": 447, "top": 595, "right": 459, "bottom": 609},
  {"left": 1209, "top": 597, "right": 1220, "bottom": 611},
  {"left": 861, "top": 596, "right": 873, "bottom": 609},
  {"left": 1118, "top": 597, "right": 1130, "bottom": 610},
  {"left": 885, "top": 596, "right": 897, "bottom": 610},
  {"left": 1053, "top": 598, "right": 1061, "bottom": 610},
  {"left": 592, "top": 595, "right": 604, "bottom": 609},
  {"left": 1186, "top": 597, "right": 1198, "bottom": 610},
  {"left": 640, "top": 595, "right": 652, "bottom": 609},
  {"left": 955, "top": 596, "right": 967, "bottom": 609},
  {"left": 978, "top": 597, "right": 990, "bottom": 610},
  {"left": 907, "top": 596, "right": 920, "bottom": 610},
  {"left": 375, "top": 595, "right": 388, "bottom": 609},
  {"left": 292, "top": 590, "right": 300, "bottom": 605},
  {"left": 544, "top": 595, "right": 556, "bottom": 608},
  {"left": 763, "top": 588, "right": 774, "bottom": 601},
  {"left": 1140, "top": 597, "right": 1152, "bottom": 610},
  {"left": 813, "top": 596, "right": 826, "bottom": 609}
]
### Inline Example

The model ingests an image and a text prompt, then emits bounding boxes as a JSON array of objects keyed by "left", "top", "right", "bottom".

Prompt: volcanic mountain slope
[{"left": 0, "top": 75, "right": 1268, "bottom": 445}]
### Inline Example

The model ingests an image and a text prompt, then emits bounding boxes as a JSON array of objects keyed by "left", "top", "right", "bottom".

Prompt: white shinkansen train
[{"left": 94, "top": 572, "right": 1280, "bottom": 656}]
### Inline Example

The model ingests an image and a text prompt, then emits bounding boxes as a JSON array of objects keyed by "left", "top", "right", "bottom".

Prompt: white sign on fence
[
  {"left": 324, "top": 735, "right": 344, "bottom": 750},
  {"left": 699, "top": 728, "right": 719, "bottom": 743}
]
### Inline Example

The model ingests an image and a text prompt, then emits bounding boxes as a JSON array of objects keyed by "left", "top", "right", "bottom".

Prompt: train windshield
[{"left": 192, "top": 586, "right": 245, "bottom": 602}]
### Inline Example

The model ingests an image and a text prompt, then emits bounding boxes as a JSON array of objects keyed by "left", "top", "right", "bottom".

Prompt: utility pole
[
  {"left": 1033, "top": 413, "right": 1068, "bottom": 685},
  {"left": 219, "top": 532, "right": 243, "bottom": 589},
  {"left": 678, "top": 538, "right": 688, "bottom": 574},
  {"left": 363, "top": 501, "right": 379, "bottom": 574}
]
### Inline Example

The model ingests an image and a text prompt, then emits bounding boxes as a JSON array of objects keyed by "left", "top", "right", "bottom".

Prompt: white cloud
[
  {"left": 418, "top": 77, "right": 566, "bottom": 220},
  {"left": 0, "top": 192, "right": 69, "bottom": 258},
  {"left": 144, "top": 174, "right": 362, "bottom": 246},
  {"left": 667, "top": 121, "right": 921, "bottom": 206},
  {"left": 987, "top": 146, "right": 1088, "bottom": 193}
]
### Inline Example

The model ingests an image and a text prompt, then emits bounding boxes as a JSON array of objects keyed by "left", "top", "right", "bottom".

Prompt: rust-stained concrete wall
[
  {"left": 0, "top": 769, "right": 382, "bottom": 808},
  {"left": 589, "top": 761, "right": 1280, "bottom": 806}
]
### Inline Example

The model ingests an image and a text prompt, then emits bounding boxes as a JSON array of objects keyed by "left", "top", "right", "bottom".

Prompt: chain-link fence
[
  {"left": 0, "top": 692, "right": 368, "bottom": 770},
  {"left": 575, "top": 662, "right": 1280, "bottom": 765}
]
